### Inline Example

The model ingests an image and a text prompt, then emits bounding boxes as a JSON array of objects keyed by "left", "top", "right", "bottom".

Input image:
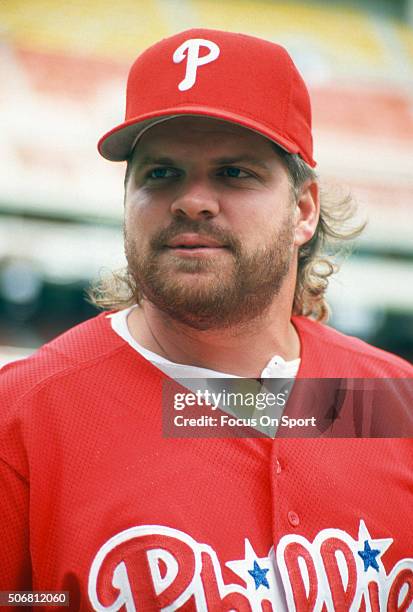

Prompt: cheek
[
  {"left": 125, "top": 189, "right": 161, "bottom": 229},
  {"left": 226, "top": 196, "right": 290, "bottom": 244},
  {"left": 125, "top": 186, "right": 154, "bottom": 214},
  {"left": 124, "top": 195, "right": 171, "bottom": 255},
  {"left": 124, "top": 205, "right": 150, "bottom": 248}
]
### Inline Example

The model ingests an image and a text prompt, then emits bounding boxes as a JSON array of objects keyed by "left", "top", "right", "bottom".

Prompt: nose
[{"left": 170, "top": 178, "right": 220, "bottom": 220}]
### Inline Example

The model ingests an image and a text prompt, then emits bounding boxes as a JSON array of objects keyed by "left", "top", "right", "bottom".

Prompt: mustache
[{"left": 149, "top": 220, "right": 241, "bottom": 252}]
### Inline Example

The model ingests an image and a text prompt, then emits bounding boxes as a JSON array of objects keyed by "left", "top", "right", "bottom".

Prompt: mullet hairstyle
[{"left": 88, "top": 145, "right": 365, "bottom": 321}]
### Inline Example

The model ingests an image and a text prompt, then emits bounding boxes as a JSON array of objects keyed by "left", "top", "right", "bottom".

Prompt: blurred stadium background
[{"left": 1, "top": 0, "right": 412, "bottom": 366}]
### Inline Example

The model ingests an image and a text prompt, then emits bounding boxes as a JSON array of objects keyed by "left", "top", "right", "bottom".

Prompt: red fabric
[
  {"left": 1, "top": 313, "right": 412, "bottom": 610},
  {"left": 294, "top": 315, "right": 411, "bottom": 378},
  {"left": 98, "top": 29, "right": 315, "bottom": 167}
]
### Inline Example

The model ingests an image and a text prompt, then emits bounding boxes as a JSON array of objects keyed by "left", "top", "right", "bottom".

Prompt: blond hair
[{"left": 279, "top": 150, "right": 365, "bottom": 321}]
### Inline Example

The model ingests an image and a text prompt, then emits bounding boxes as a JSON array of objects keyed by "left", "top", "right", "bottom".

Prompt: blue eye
[
  {"left": 147, "top": 167, "right": 178, "bottom": 179},
  {"left": 220, "top": 167, "right": 249, "bottom": 178},
  {"left": 227, "top": 167, "right": 241, "bottom": 177}
]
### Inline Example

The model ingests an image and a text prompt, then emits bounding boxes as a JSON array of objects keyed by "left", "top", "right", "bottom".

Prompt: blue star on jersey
[
  {"left": 358, "top": 540, "right": 380, "bottom": 572},
  {"left": 248, "top": 560, "right": 270, "bottom": 589}
]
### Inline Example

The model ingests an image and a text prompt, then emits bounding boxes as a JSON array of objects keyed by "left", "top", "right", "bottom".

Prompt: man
[{"left": 1, "top": 29, "right": 413, "bottom": 611}]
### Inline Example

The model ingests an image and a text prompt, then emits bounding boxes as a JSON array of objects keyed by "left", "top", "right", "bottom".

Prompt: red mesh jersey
[{"left": 1, "top": 313, "right": 412, "bottom": 610}]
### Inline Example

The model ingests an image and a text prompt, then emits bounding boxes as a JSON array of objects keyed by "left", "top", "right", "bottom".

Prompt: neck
[{"left": 127, "top": 298, "right": 300, "bottom": 378}]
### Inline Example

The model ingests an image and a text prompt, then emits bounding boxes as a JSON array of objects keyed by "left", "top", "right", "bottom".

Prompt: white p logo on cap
[{"left": 173, "top": 38, "right": 220, "bottom": 91}]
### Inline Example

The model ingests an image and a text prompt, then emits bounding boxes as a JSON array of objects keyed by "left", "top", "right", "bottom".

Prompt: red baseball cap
[{"left": 98, "top": 28, "right": 316, "bottom": 167}]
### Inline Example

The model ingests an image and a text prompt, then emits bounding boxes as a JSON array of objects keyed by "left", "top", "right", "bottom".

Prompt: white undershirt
[{"left": 109, "top": 306, "right": 300, "bottom": 379}]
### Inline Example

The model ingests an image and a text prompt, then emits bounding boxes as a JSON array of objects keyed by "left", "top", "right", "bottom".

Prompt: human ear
[{"left": 293, "top": 180, "right": 320, "bottom": 247}]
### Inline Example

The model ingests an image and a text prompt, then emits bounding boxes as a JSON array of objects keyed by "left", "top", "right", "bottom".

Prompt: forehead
[{"left": 132, "top": 116, "right": 277, "bottom": 159}]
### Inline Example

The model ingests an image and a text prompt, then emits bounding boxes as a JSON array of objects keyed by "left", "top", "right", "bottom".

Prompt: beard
[{"left": 124, "top": 214, "right": 295, "bottom": 330}]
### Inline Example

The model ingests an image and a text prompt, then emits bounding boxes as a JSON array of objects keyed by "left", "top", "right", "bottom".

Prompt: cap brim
[{"left": 98, "top": 106, "right": 308, "bottom": 164}]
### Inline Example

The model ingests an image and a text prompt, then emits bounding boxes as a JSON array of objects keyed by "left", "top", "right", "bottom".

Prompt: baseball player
[{"left": 1, "top": 29, "right": 413, "bottom": 611}]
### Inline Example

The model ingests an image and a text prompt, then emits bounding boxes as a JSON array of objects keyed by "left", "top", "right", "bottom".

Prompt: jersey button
[
  {"left": 288, "top": 511, "right": 300, "bottom": 527},
  {"left": 275, "top": 459, "right": 282, "bottom": 474}
]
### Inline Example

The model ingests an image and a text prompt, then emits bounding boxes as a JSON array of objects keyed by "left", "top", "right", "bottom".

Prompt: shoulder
[
  {"left": 0, "top": 311, "right": 166, "bottom": 429},
  {"left": 0, "top": 313, "right": 121, "bottom": 475},
  {"left": 0, "top": 313, "right": 165, "bottom": 479},
  {"left": 1, "top": 311, "right": 165, "bottom": 411},
  {"left": 1, "top": 313, "right": 127, "bottom": 405},
  {"left": 293, "top": 316, "right": 413, "bottom": 377}
]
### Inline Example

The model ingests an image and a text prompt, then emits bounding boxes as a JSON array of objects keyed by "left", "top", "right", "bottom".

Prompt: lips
[{"left": 166, "top": 233, "right": 226, "bottom": 249}]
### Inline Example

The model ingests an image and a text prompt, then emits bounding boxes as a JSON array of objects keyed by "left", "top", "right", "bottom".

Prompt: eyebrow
[
  {"left": 136, "top": 154, "right": 270, "bottom": 170},
  {"left": 137, "top": 156, "right": 176, "bottom": 167},
  {"left": 213, "top": 155, "right": 270, "bottom": 170}
]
